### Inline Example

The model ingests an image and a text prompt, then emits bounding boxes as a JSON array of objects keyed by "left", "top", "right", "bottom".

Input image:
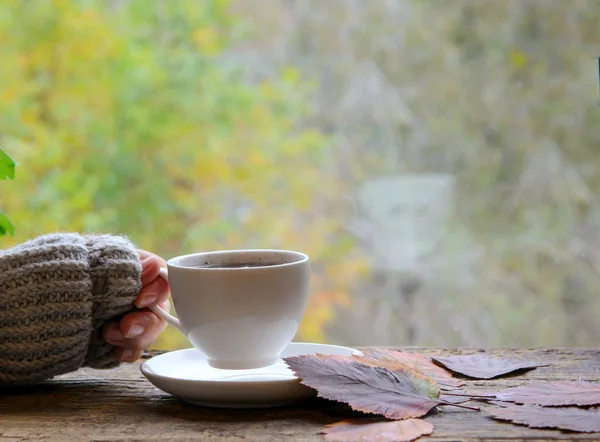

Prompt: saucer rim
[{"left": 140, "top": 341, "right": 360, "bottom": 386}]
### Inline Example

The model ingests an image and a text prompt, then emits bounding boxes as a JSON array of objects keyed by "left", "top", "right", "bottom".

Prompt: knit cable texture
[{"left": 0, "top": 233, "right": 142, "bottom": 386}]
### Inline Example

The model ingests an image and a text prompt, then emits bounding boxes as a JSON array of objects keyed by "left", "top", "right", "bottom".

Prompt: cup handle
[{"left": 148, "top": 268, "right": 185, "bottom": 334}]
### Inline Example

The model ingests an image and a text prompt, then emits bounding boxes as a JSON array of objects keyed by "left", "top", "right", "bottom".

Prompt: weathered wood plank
[{"left": 1, "top": 348, "right": 598, "bottom": 441}]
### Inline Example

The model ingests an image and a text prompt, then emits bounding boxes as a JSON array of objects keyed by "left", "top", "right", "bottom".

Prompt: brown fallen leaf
[
  {"left": 284, "top": 354, "right": 442, "bottom": 419},
  {"left": 493, "top": 381, "right": 600, "bottom": 407},
  {"left": 358, "top": 349, "right": 463, "bottom": 390},
  {"left": 322, "top": 419, "right": 434, "bottom": 442},
  {"left": 489, "top": 405, "right": 600, "bottom": 433},
  {"left": 432, "top": 354, "right": 548, "bottom": 379}
]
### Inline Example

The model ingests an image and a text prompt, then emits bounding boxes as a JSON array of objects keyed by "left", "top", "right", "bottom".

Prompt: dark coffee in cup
[{"left": 196, "top": 262, "right": 281, "bottom": 269}]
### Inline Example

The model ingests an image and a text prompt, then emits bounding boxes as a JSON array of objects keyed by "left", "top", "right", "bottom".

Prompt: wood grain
[{"left": 1, "top": 348, "right": 598, "bottom": 441}]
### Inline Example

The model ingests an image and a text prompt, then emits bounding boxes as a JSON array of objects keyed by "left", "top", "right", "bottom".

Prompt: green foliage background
[{"left": 0, "top": 0, "right": 360, "bottom": 349}]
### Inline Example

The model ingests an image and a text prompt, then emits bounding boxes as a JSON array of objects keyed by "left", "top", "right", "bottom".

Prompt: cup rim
[{"left": 166, "top": 249, "right": 309, "bottom": 270}]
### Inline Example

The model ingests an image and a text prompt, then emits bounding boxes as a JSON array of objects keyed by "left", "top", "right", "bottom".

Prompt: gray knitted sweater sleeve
[{"left": 0, "top": 233, "right": 142, "bottom": 387}]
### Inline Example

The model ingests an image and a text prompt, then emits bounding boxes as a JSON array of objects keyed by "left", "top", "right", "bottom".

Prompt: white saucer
[{"left": 140, "top": 342, "right": 360, "bottom": 409}]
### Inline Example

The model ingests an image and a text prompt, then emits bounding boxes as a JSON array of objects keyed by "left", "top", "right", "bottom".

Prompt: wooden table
[{"left": 1, "top": 348, "right": 599, "bottom": 441}]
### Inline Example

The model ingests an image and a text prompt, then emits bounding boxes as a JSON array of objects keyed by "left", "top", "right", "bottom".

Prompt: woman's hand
[{"left": 103, "top": 250, "right": 170, "bottom": 362}]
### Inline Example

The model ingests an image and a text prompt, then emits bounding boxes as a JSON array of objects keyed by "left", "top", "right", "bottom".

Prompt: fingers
[
  {"left": 104, "top": 249, "right": 171, "bottom": 363},
  {"left": 114, "top": 348, "right": 144, "bottom": 363},
  {"left": 120, "top": 301, "right": 170, "bottom": 342},
  {"left": 138, "top": 251, "right": 167, "bottom": 287},
  {"left": 104, "top": 299, "right": 170, "bottom": 362},
  {"left": 136, "top": 249, "right": 155, "bottom": 260},
  {"left": 135, "top": 273, "right": 170, "bottom": 308},
  {"left": 136, "top": 249, "right": 169, "bottom": 308}
]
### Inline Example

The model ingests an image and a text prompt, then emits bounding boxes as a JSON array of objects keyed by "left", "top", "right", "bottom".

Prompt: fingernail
[
  {"left": 138, "top": 295, "right": 157, "bottom": 308},
  {"left": 125, "top": 323, "right": 145, "bottom": 338},
  {"left": 122, "top": 349, "right": 133, "bottom": 359},
  {"left": 106, "top": 328, "right": 124, "bottom": 342}
]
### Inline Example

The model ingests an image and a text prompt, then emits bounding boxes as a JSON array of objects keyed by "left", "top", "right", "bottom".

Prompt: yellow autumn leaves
[{"left": 0, "top": 0, "right": 363, "bottom": 348}]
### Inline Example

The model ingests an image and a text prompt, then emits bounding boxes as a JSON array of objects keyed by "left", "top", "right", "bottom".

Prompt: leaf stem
[
  {"left": 442, "top": 392, "right": 495, "bottom": 398},
  {"left": 439, "top": 401, "right": 481, "bottom": 411}
]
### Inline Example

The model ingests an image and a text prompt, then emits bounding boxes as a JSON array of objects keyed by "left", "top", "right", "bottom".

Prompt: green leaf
[
  {"left": 0, "top": 148, "right": 16, "bottom": 180},
  {"left": 0, "top": 211, "right": 15, "bottom": 236}
]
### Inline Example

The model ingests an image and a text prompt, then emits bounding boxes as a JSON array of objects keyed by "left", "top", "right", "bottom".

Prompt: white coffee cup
[{"left": 150, "top": 249, "right": 310, "bottom": 370}]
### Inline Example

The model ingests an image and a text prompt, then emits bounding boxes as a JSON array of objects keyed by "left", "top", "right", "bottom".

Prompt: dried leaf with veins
[
  {"left": 322, "top": 419, "right": 434, "bottom": 442},
  {"left": 489, "top": 405, "right": 600, "bottom": 433},
  {"left": 358, "top": 349, "right": 463, "bottom": 390},
  {"left": 348, "top": 353, "right": 442, "bottom": 399},
  {"left": 284, "top": 354, "right": 442, "bottom": 419},
  {"left": 432, "top": 354, "right": 548, "bottom": 379},
  {"left": 493, "top": 381, "right": 600, "bottom": 407}
]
